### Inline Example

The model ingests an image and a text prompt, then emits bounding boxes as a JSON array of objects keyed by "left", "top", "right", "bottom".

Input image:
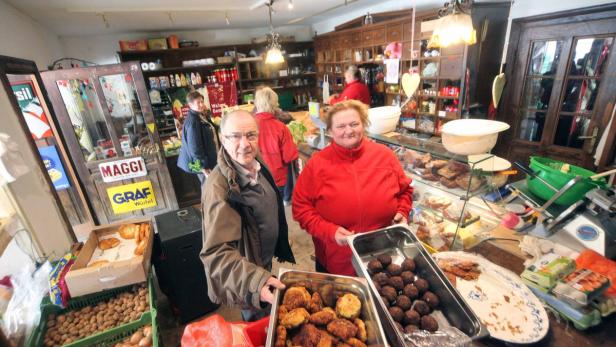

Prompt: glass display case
[{"left": 370, "top": 133, "right": 506, "bottom": 251}]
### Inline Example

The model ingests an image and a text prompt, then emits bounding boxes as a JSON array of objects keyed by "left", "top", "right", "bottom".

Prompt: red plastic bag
[
  {"left": 181, "top": 315, "right": 271, "bottom": 347},
  {"left": 576, "top": 250, "right": 616, "bottom": 297}
]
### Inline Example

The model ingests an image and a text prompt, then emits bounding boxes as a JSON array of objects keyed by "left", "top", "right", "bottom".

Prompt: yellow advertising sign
[{"left": 107, "top": 180, "right": 157, "bottom": 214}]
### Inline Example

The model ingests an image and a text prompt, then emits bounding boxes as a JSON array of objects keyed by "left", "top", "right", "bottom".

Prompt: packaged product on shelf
[
  {"left": 521, "top": 254, "right": 576, "bottom": 290},
  {"left": 553, "top": 269, "right": 611, "bottom": 309}
]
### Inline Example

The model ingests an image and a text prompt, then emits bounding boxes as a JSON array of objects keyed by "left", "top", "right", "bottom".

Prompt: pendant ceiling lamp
[
  {"left": 265, "top": 1, "right": 285, "bottom": 64},
  {"left": 429, "top": 0, "right": 476, "bottom": 48}
]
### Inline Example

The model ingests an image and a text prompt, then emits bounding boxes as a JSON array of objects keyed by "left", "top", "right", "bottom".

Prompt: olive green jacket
[{"left": 200, "top": 148, "right": 295, "bottom": 308}]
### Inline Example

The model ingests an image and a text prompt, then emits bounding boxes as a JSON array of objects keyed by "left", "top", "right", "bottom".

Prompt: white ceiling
[{"left": 5, "top": 0, "right": 388, "bottom": 37}]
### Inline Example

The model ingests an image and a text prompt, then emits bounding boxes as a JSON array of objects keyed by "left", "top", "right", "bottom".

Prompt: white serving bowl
[
  {"left": 441, "top": 119, "right": 510, "bottom": 155},
  {"left": 367, "top": 106, "right": 401, "bottom": 134}
]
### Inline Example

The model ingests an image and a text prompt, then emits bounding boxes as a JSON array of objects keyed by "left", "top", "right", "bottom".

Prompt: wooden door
[
  {"left": 500, "top": 6, "right": 616, "bottom": 170},
  {"left": 42, "top": 62, "right": 177, "bottom": 225}
]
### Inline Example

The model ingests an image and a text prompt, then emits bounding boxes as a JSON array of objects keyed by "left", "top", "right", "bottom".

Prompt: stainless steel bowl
[
  {"left": 264, "top": 268, "right": 388, "bottom": 347},
  {"left": 348, "top": 225, "right": 488, "bottom": 346}
]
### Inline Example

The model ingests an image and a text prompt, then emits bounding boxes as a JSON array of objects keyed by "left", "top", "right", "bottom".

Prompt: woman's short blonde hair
[
  {"left": 254, "top": 87, "right": 279, "bottom": 114},
  {"left": 324, "top": 100, "right": 370, "bottom": 130}
]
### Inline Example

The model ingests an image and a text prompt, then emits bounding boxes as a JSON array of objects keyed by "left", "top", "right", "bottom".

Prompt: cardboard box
[
  {"left": 148, "top": 38, "right": 168, "bottom": 50},
  {"left": 65, "top": 218, "right": 153, "bottom": 297},
  {"left": 118, "top": 40, "right": 148, "bottom": 52},
  {"left": 521, "top": 253, "right": 576, "bottom": 290}
]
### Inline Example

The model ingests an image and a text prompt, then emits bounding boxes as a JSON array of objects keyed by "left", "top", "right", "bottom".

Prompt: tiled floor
[{"left": 157, "top": 205, "right": 315, "bottom": 346}]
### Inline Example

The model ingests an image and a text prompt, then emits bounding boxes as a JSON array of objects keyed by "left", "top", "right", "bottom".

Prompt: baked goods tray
[
  {"left": 348, "top": 225, "right": 488, "bottom": 346},
  {"left": 264, "top": 269, "right": 388, "bottom": 347}
]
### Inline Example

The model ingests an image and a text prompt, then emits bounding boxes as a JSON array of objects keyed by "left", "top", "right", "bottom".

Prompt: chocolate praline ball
[
  {"left": 405, "top": 324, "right": 419, "bottom": 334},
  {"left": 377, "top": 254, "right": 392, "bottom": 267},
  {"left": 404, "top": 309, "right": 421, "bottom": 325},
  {"left": 401, "top": 258, "right": 416, "bottom": 272},
  {"left": 420, "top": 315, "right": 439, "bottom": 332},
  {"left": 414, "top": 278, "right": 430, "bottom": 294},
  {"left": 422, "top": 291, "right": 440, "bottom": 309},
  {"left": 387, "top": 263, "right": 402, "bottom": 276},
  {"left": 380, "top": 285, "right": 397, "bottom": 303},
  {"left": 401, "top": 271, "right": 415, "bottom": 284},
  {"left": 388, "top": 306, "right": 405, "bottom": 323},
  {"left": 388, "top": 276, "right": 404, "bottom": 291},
  {"left": 367, "top": 259, "right": 383, "bottom": 274},
  {"left": 396, "top": 295, "right": 412, "bottom": 311},
  {"left": 402, "top": 284, "right": 419, "bottom": 299},
  {"left": 372, "top": 272, "right": 389, "bottom": 286},
  {"left": 413, "top": 300, "right": 431, "bottom": 316}
]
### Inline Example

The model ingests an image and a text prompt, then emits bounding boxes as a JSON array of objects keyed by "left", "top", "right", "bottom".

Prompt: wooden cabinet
[
  {"left": 362, "top": 30, "right": 375, "bottom": 46},
  {"left": 351, "top": 32, "right": 362, "bottom": 46},
  {"left": 373, "top": 27, "right": 387, "bottom": 45},
  {"left": 387, "top": 24, "right": 403, "bottom": 42}
]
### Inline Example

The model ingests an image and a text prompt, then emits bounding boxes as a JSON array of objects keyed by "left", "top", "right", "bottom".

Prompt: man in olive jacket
[{"left": 200, "top": 110, "right": 295, "bottom": 320}]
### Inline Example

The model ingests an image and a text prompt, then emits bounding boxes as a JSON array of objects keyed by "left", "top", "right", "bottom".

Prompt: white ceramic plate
[
  {"left": 434, "top": 252, "right": 549, "bottom": 344},
  {"left": 468, "top": 154, "right": 512, "bottom": 171}
]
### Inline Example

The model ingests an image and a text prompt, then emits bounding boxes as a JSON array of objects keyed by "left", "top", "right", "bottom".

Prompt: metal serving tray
[
  {"left": 264, "top": 268, "right": 388, "bottom": 347},
  {"left": 348, "top": 225, "right": 488, "bottom": 346}
]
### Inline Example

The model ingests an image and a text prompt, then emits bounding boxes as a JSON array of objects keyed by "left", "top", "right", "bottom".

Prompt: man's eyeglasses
[{"left": 223, "top": 132, "right": 259, "bottom": 143}]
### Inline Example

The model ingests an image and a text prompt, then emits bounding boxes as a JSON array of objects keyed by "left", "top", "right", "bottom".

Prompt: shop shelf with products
[{"left": 370, "top": 133, "right": 506, "bottom": 251}]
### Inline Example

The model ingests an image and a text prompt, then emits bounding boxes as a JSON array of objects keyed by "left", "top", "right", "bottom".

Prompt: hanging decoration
[
  {"left": 265, "top": 1, "right": 285, "bottom": 64},
  {"left": 428, "top": 0, "right": 476, "bottom": 48}
]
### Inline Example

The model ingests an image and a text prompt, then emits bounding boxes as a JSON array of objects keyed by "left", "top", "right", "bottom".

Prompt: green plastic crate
[
  {"left": 27, "top": 272, "right": 156, "bottom": 347},
  {"left": 67, "top": 311, "right": 159, "bottom": 347}
]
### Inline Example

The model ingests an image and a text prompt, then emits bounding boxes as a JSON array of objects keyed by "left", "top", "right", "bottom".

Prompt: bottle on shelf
[
  {"left": 190, "top": 72, "right": 197, "bottom": 85},
  {"left": 169, "top": 74, "right": 175, "bottom": 87},
  {"left": 196, "top": 72, "right": 202, "bottom": 85},
  {"left": 175, "top": 74, "right": 181, "bottom": 87}
]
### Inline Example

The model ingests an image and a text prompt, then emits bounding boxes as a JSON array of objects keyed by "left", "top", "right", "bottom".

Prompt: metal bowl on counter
[
  {"left": 348, "top": 225, "right": 488, "bottom": 346},
  {"left": 265, "top": 268, "right": 388, "bottom": 347}
]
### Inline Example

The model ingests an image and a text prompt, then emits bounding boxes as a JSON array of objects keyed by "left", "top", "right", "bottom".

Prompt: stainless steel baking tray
[
  {"left": 264, "top": 268, "right": 388, "bottom": 347},
  {"left": 348, "top": 225, "right": 488, "bottom": 346}
]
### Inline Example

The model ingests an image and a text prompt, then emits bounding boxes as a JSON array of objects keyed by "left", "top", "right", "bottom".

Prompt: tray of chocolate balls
[{"left": 348, "top": 225, "right": 488, "bottom": 346}]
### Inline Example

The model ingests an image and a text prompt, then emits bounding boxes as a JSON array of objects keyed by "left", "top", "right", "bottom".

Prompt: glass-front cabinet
[
  {"left": 370, "top": 133, "right": 504, "bottom": 252},
  {"left": 42, "top": 62, "right": 177, "bottom": 224}
]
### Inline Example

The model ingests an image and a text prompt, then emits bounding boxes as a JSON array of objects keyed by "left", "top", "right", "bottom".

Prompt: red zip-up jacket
[
  {"left": 292, "top": 138, "right": 413, "bottom": 276},
  {"left": 329, "top": 80, "right": 371, "bottom": 105},
  {"left": 255, "top": 112, "right": 299, "bottom": 186}
]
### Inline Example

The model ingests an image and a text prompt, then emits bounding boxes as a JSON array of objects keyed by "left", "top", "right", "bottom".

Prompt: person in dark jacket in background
[{"left": 177, "top": 91, "right": 220, "bottom": 185}]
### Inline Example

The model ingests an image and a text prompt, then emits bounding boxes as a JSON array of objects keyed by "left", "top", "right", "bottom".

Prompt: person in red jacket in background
[
  {"left": 292, "top": 100, "right": 412, "bottom": 276},
  {"left": 328, "top": 65, "right": 371, "bottom": 106},
  {"left": 254, "top": 87, "right": 298, "bottom": 204}
]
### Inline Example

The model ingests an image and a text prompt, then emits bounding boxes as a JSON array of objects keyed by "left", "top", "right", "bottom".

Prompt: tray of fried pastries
[
  {"left": 348, "top": 225, "right": 488, "bottom": 346},
  {"left": 265, "top": 269, "right": 388, "bottom": 347}
]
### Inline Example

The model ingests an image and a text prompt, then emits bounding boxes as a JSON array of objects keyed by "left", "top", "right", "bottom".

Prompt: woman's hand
[
  {"left": 334, "top": 226, "right": 354, "bottom": 246},
  {"left": 392, "top": 212, "right": 408, "bottom": 225}
]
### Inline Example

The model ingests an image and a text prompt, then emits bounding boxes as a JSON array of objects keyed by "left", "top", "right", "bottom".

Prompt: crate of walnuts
[{"left": 27, "top": 273, "right": 156, "bottom": 347}]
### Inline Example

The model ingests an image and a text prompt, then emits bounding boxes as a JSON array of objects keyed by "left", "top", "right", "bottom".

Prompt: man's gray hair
[{"left": 220, "top": 109, "right": 255, "bottom": 134}]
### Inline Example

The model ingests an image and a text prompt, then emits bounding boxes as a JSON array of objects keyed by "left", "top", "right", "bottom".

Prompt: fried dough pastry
[
  {"left": 118, "top": 223, "right": 138, "bottom": 239},
  {"left": 310, "top": 307, "right": 337, "bottom": 325},
  {"left": 291, "top": 323, "right": 321, "bottom": 347},
  {"left": 308, "top": 292, "right": 324, "bottom": 314},
  {"left": 335, "top": 293, "right": 361, "bottom": 320},
  {"left": 353, "top": 318, "right": 367, "bottom": 342},
  {"left": 327, "top": 319, "right": 358, "bottom": 340},
  {"left": 275, "top": 325, "right": 287, "bottom": 347},
  {"left": 98, "top": 237, "right": 120, "bottom": 250},
  {"left": 281, "top": 308, "right": 310, "bottom": 329},
  {"left": 283, "top": 286, "right": 311, "bottom": 310},
  {"left": 345, "top": 337, "right": 367, "bottom": 347}
]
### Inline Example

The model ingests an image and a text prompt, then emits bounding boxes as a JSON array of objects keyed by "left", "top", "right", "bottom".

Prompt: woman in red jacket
[
  {"left": 292, "top": 100, "right": 412, "bottom": 276},
  {"left": 254, "top": 87, "right": 299, "bottom": 203},
  {"left": 328, "top": 65, "right": 371, "bottom": 106}
]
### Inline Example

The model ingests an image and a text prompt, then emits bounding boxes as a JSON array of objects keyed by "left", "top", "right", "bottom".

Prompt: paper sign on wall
[
  {"left": 99, "top": 157, "right": 147, "bottom": 183},
  {"left": 11, "top": 81, "right": 53, "bottom": 139},
  {"left": 385, "top": 59, "right": 400, "bottom": 84},
  {"left": 38, "top": 145, "right": 70, "bottom": 190},
  {"left": 107, "top": 180, "right": 157, "bottom": 214}
]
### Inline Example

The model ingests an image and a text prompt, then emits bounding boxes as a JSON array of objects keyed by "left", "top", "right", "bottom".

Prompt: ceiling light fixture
[
  {"left": 225, "top": 11, "right": 230, "bottom": 25},
  {"left": 428, "top": 0, "right": 476, "bottom": 48},
  {"left": 288, "top": 0, "right": 294, "bottom": 10},
  {"left": 265, "top": 1, "right": 285, "bottom": 65}
]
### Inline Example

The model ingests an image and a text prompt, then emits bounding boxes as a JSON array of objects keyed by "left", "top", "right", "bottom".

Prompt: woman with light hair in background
[
  {"left": 254, "top": 87, "right": 299, "bottom": 205},
  {"left": 328, "top": 65, "right": 371, "bottom": 105}
]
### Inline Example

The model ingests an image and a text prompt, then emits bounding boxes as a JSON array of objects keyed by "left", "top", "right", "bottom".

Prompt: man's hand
[
  {"left": 202, "top": 169, "right": 211, "bottom": 177},
  {"left": 392, "top": 212, "right": 407, "bottom": 225},
  {"left": 334, "top": 226, "right": 354, "bottom": 246},
  {"left": 260, "top": 277, "right": 285, "bottom": 304}
]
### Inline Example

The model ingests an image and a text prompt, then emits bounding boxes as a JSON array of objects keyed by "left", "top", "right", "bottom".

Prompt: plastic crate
[
  {"left": 72, "top": 311, "right": 159, "bottom": 347},
  {"left": 27, "top": 272, "right": 156, "bottom": 347}
]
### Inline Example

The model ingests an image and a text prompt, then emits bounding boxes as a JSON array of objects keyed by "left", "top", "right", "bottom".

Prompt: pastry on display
[
  {"left": 118, "top": 223, "right": 139, "bottom": 239},
  {"left": 98, "top": 237, "right": 120, "bottom": 250},
  {"left": 275, "top": 286, "right": 368, "bottom": 346},
  {"left": 366, "top": 256, "right": 441, "bottom": 333},
  {"left": 455, "top": 173, "right": 483, "bottom": 191},
  {"left": 437, "top": 258, "right": 481, "bottom": 285}
]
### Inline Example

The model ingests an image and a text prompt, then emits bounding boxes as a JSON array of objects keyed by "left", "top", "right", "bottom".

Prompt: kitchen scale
[{"left": 507, "top": 176, "right": 616, "bottom": 259}]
